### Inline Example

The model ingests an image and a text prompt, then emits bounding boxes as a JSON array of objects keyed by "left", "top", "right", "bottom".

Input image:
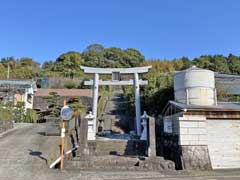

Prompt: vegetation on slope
[{"left": 1, "top": 43, "right": 240, "bottom": 116}]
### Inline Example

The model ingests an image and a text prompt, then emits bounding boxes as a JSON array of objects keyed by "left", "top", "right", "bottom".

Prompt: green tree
[
  {"left": 227, "top": 54, "right": 240, "bottom": 74},
  {"left": 180, "top": 57, "right": 191, "bottom": 70},
  {"left": 67, "top": 97, "right": 85, "bottom": 117},
  {"left": 84, "top": 44, "right": 104, "bottom": 52},
  {"left": 82, "top": 47, "right": 106, "bottom": 67},
  {"left": 42, "top": 60, "right": 54, "bottom": 70},
  {"left": 124, "top": 48, "right": 145, "bottom": 67},
  {"left": 211, "top": 55, "right": 230, "bottom": 73},
  {"left": 103, "top": 48, "right": 126, "bottom": 67},
  {"left": 192, "top": 55, "right": 212, "bottom": 70},
  {"left": 45, "top": 92, "right": 62, "bottom": 118},
  {"left": 53, "top": 51, "right": 84, "bottom": 78}
]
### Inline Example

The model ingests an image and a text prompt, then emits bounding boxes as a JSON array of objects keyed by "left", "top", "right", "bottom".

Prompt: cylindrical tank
[{"left": 174, "top": 66, "right": 215, "bottom": 106}]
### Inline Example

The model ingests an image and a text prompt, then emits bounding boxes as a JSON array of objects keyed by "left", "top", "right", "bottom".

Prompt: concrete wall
[
  {"left": 178, "top": 115, "right": 207, "bottom": 146},
  {"left": 163, "top": 113, "right": 211, "bottom": 170},
  {"left": 163, "top": 112, "right": 240, "bottom": 170},
  {"left": 178, "top": 115, "right": 211, "bottom": 169},
  {"left": 207, "top": 119, "right": 240, "bottom": 169},
  {"left": 0, "top": 120, "right": 13, "bottom": 134},
  {"left": 181, "top": 145, "right": 211, "bottom": 170},
  {"left": 84, "top": 140, "right": 147, "bottom": 156}
]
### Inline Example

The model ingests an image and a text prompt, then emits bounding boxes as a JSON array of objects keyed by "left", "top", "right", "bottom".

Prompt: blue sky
[{"left": 0, "top": 0, "right": 240, "bottom": 63}]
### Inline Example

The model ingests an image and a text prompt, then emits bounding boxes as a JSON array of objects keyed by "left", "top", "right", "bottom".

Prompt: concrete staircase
[
  {"left": 99, "top": 87, "right": 133, "bottom": 134},
  {"left": 65, "top": 86, "right": 176, "bottom": 171},
  {"left": 77, "top": 139, "right": 146, "bottom": 156},
  {"left": 65, "top": 155, "right": 175, "bottom": 171},
  {"left": 65, "top": 139, "right": 175, "bottom": 171}
]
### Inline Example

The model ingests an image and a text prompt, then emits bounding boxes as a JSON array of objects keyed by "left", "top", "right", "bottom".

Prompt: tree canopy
[
  {"left": 2, "top": 43, "right": 240, "bottom": 80},
  {"left": 1, "top": 43, "right": 240, "bottom": 116}
]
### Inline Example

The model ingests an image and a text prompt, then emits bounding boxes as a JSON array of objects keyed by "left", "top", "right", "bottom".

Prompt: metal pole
[
  {"left": 60, "top": 99, "right": 67, "bottom": 171},
  {"left": 134, "top": 73, "right": 141, "bottom": 136},
  {"left": 92, "top": 73, "right": 99, "bottom": 138}
]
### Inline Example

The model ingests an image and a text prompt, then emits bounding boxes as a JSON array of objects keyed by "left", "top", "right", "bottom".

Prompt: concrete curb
[{"left": 0, "top": 122, "right": 33, "bottom": 138}]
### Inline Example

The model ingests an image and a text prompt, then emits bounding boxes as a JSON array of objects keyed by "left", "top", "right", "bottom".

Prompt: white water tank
[{"left": 174, "top": 66, "right": 216, "bottom": 106}]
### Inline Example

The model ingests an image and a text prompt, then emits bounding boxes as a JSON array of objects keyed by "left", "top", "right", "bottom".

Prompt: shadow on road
[
  {"left": 37, "top": 132, "right": 46, "bottom": 136},
  {"left": 28, "top": 149, "right": 48, "bottom": 165}
]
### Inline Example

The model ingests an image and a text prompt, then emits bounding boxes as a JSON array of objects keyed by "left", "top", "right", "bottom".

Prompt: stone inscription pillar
[
  {"left": 79, "top": 116, "right": 89, "bottom": 155},
  {"left": 148, "top": 116, "right": 156, "bottom": 157}
]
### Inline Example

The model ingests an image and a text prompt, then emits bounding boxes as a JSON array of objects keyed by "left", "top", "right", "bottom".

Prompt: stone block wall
[
  {"left": 178, "top": 115, "right": 211, "bottom": 170},
  {"left": 162, "top": 113, "right": 212, "bottom": 170},
  {"left": 0, "top": 120, "right": 13, "bottom": 134},
  {"left": 77, "top": 140, "right": 147, "bottom": 157},
  {"left": 178, "top": 115, "right": 207, "bottom": 146},
  {"left": 181, "top": 145, "right": 212, "bottom": 170}
]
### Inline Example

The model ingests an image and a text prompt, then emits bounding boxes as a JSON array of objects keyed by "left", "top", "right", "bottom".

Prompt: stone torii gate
[{"left": 81, "top": 66, "right": 152, "bottom": 138}]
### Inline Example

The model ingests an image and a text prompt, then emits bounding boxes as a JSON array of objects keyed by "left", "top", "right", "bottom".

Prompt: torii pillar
[
  {"left": 81, "top": 66, "right": 152, "bottom": 138},
  {"left": 92, "top": 73, "right": 99, "bottom": 134},
  {"left": 134, "top": 73, "right": 141, "bottom": 136}
]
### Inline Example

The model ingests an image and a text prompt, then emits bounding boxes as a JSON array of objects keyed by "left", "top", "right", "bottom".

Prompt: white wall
[
  {"left": 207, "top": 119, "right": 240, "bottom": 169},
  {"left": 178, "top": 115, "right": 207, "bottom": 146},
  {"left": 164, "top": 114, "right": 207, "bottom": 146}
]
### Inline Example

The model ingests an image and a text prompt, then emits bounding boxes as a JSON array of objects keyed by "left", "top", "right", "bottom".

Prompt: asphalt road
[{"left": 1, "top": 123, "right": 240, "bottom": 180}]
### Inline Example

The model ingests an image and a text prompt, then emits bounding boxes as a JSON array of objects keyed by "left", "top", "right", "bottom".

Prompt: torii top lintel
[{"left": 80, "top": 66, "right": 152, "bottom": 74}]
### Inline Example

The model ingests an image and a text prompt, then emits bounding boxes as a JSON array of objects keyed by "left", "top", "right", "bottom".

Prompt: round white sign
[{"left": 61, "top": 106, "right": 73, "bottom": 121}]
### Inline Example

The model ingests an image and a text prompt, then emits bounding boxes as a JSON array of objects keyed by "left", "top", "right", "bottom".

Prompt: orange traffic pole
[{"left": 60, "top": 99, "right": 67, "bottom": 171}]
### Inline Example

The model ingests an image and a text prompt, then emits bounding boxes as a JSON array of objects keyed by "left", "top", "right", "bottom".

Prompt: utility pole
[
  {"left": 59, "top": 99, "right": 73, "bottom": 171},
  {"left": 60, "top": 99, "right": 67, "bottom": 171},
  {"left": 7, "top": 63, "right": 10, "bottom": 79}
]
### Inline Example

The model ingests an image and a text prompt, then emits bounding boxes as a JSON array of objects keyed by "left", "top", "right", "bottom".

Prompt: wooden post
[{"left": 60, "top": 99, "right": 67, "bottom": 171}]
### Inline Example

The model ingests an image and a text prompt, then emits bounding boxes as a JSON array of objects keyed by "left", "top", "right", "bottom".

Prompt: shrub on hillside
[{"left": 64, "top": 80, "right": 77, "bottom": 89}]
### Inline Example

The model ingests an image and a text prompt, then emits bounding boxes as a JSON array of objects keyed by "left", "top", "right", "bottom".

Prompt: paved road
[
  {"left": 1, "top": 124, "right": 240, "bottom": 180},
  {"left": 0, "top": 123, "right": 65, "bottom": 180}
]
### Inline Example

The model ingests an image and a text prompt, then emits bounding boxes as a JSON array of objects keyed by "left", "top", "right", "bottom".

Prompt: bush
[
  {"left": 64, "top": 80, "right": 77, "bottom": 89},
  {"left": 25, "top": 109, "right": 38, "bottom": 123},
  {"left": 0, "top": 108, "right": 13, "bottom": 121},
  {"left": 14, "top": 102, "right": 26, "bottom": 122}
]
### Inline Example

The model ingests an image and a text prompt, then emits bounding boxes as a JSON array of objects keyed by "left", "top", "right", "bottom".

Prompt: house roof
[
  {"left": 34, "top": 89, "right": 92, "bottom": 97},
  {"left": 0, "top": 79, "right": 37, "bottom": 91},
  {"left": 167, "top": 100, "right": 240, "bottom": 112},
  {"left": 215, "top": 73, "right": 240, "bottom": 95}
]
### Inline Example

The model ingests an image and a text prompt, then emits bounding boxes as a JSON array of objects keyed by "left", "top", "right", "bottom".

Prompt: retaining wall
[{"left": 0, "top": 120, "right": 13, "bottom": 134}]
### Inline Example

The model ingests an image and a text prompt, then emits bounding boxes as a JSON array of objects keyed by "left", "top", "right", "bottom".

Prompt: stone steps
[
  {"left": 78, "top": 140, "right": 146, "bottom": 156},
  {"left": 65, "top": 155, "right": 175, "bottom": 171}
]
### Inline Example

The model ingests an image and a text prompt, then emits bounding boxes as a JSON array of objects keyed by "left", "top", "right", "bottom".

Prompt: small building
[
  {"left": 0, "top": 79, "right": 37, "bottom": 110},
  {"left": 215, "top": 72, "right": 240, "bottom": 96},
  {"left": 162, "top": 66, "right": 240, "bottom": 170}
]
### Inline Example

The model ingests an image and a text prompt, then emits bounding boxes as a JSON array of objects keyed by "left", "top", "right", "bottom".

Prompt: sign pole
[{"left": 60, "top": 99, "right": 67, "bottom": 171}]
